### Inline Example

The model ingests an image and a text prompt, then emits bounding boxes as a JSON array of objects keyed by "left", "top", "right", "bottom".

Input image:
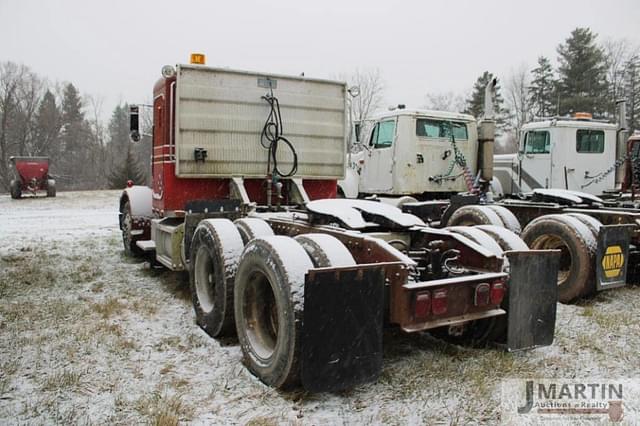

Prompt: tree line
[
  {"left": 0, "top": 62, "right": 147, "bottom": 192},
  {"left": 424, "top": 27, "right": 639, "bottom": 152},
  {"left": 1, "top": 26, "right": 638, "bottom": 192}
]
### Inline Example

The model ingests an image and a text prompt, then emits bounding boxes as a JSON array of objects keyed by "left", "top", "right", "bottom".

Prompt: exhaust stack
[
  {"left": 615, "top": 99, "right": 629, "bottom": 189},
  {"left": 478, "top": 77, "right": 498, "bottom": 186}
]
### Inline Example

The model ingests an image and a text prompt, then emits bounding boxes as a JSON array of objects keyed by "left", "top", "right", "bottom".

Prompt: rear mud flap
[
  {"left": 595, "top": 225, "right": 632, "bottom": 291},
  {"left": 506, "top": 250, "right": 560, "bottom": 351},
  {"left": 301, "top": 265, "right": 386, "bottom": 392}
]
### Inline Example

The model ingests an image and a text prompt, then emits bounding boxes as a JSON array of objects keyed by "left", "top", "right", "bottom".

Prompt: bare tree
[
  {"left": 85, "top": 94, "right": 109, "bottom": 188},
  {"left": 422, "top": 91, "right": 466, "bottom": 113},
  {"left": 504, "top": 64, "right": 532, "bottom": 134},
  {"left": 336, "top": 68, "right": 385, "bottom": 149},
  {"left": 603, "top": 38, "right": 640, "bottom": 123}
]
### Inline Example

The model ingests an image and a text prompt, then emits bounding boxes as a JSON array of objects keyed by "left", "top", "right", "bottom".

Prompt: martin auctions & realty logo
[{"left": 501, "top": 379, "right": 640, "bottom": 424}]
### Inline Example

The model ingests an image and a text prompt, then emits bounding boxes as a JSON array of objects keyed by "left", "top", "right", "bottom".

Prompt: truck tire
[
  {"left": 565, "top": 213, "right": 602, "bottom": 239},
  {"left": 521, "top": 214, "right": 596, "bottom": 302},
  {"left": 46, "top": 180, "right": 56, "bottom": 197},
  {"left": 447, "top": 226, "right": 504, "bottom": 257},
  {"left": 234, "top": 236, "right": 313, "bottom": 389},
  {"left": 446, "top": 205, "right": 504, "bottom": 228},
  {"left": 234, "top": 218, "right": 274, "bottom": 245},
  {"left": 121, "top": 201, "right": 143, "bottom": 257},
  {"left": 476, "top": 225, "right": 529, "bottom": 252},
  {"left": 294, "top": 233, "right": 355, "bottom": 267},
  {"left": 486, "top": 205, "right": 521, "bottom": 234},
  {"left": 190, "top": 219, "right": 244, "bottom": 338},
  {"left": 10, "top": 179, "right": 21, "bottom": 199}
]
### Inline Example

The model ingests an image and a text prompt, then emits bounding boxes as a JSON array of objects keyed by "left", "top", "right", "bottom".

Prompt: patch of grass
[
  {"left": 131, "top": 298, "right": 159, "bottom": 317},
  {"left": 69, "top": 258, "right": 103, "bottom": 284},
  {"left": 40, "top": 369, "right": 85, "bottom": 393},
  {"left": 245, "top": 416, "right": 280, "bottom": 426},
  {"left": 154, "top": 336, "right": 182, "bottom": 352},
  {"left": 92, "top": 297, "right": 128, "bottom": 319},
  {"left": 135, "top": 390, "right": 194, "bottom": 426}
]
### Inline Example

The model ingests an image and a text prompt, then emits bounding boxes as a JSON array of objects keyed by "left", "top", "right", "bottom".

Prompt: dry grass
[
  {"left": 92, "top": 297, "right": 128, "bottom": 319},
  {"left": 40, "top": 369, "right": 85, "bottom": 393},
  {"left": 135, "top": 390, "right": 195, "bottom": 425}
]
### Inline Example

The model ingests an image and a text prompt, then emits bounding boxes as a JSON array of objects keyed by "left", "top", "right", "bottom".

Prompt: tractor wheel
[
  {"left": 121, "top": 201, "right": 143, "bottom": 257},
  {"left": 446, "top": 205, "right": 504, "bottom": 228},
  {"left": 234, "top": 218, "right": 274, "bottom": 245},
  {"left": 447, "top": 226, "right": 504, "bottom": 257},
  {"left": 486, "top": 205, "right": 521, "bottom": 234},
  {"left": 46, "top": 180, "right": 56, "bottom": 197},
  {"left": 234, "top": 236, "right": 313, "bottom": 389},
  {"left": 476, "top": 225, "right": 529, "bottom": 252},
  {"left": 521, "top": 214, "right": 596, "bottom": 302},
  {"left": 10, "top": 180, "right": 21, "bottom": 199},
  {"left": 565, "top": 213, "right": 602, "bottom": 239},
  {"left": 294, "top": 233, "right": 355, "bottom": 267},
  {"left": 189, "top": 219, "right": 244, "bottom": 338}
]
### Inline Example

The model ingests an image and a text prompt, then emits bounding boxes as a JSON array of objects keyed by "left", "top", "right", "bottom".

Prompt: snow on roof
[
  {"left": 372, "top": 108, "right": 476, "bottom": 122},
  {"left": 522, "top": 119, "right": 617, "bottom": 131}
]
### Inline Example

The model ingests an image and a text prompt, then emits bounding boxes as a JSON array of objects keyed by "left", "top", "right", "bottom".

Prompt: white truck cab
[
  {"left": 341, "top": 108, "right": 479, "bottom": 198},
  {"left": 494, "top": 115, "right": 618, "bottom": 196}
]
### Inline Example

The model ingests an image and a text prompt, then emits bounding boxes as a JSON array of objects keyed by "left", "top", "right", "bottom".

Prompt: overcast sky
[{"left": 1, "top": 0, "right": 639, "bottom": 120}]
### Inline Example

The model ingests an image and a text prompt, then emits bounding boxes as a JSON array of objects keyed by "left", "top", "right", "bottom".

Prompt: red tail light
[
  {"left": 490, "top": 281, "right": 506, "bottom": 305},
  {"left": 474, "top": 283, "right": 491, "bottom": 306},
  {"left": 414, "top": 291, "right": 431, "bottom": 319},
  {"left": 432, "top": 289, "right": 448, "bottom": 315}
]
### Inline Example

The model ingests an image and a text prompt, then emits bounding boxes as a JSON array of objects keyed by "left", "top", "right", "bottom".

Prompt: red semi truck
[
  {"left": 119, "top": 55, "right": 561, "bottom": 391},
  {"left": 9, "top": 156, "right": 56, "bottom": 199}
]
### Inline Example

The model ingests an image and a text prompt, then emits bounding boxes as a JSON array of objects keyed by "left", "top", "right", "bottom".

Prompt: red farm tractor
[{"left": 9, "top": 156, "right": 56, "bottom": 199}]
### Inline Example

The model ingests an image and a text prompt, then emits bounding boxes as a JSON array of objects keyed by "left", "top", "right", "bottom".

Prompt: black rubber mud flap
[
  {"left": 506, "top": 250, "right": 560, "bottom": 351},
  {"left": 595, "top": 225, "right": 633, "bottom": 291},
  {"left": 301, "top": 265, "right": 385, "bottom": 392}
]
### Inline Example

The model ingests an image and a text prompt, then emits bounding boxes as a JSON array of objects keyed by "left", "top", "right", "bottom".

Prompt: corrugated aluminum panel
[{"left": 175, "top": 65, "right": 347, "bottom": 178}]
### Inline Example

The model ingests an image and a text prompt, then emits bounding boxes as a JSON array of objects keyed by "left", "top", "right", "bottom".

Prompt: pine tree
[
  {"left": 59, "top": 83, "right": 89, "bottom": 184},
  {"left": 529, "top": 56, "right": 556, "bottom": 117},
  {"left": 108, "top": 145, "right": 146, "bottom": 189},
  {"left": 464, "top": 71, "right": 510, "bottom": 133},
  {"left": 107, "top": 103, "right": 131, "bottom": 168},
  {"left": 556, "top": 27, "right": 608, "bottom": 115},
  {"left": 33, "top": 90, "right": 61, "bottom": 157}
]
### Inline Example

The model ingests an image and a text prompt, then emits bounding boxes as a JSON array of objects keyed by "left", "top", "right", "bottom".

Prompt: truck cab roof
[
  {"left": 522, "top": 119, "right": 617, "bottom": 132},
  {"left": 371, "top": 108, "right": 476, "bottom": 123}
]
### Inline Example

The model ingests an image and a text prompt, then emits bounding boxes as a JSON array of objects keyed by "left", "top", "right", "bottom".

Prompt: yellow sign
[{"left": 602, "top": 245, "right": 625, "bottom": 279}]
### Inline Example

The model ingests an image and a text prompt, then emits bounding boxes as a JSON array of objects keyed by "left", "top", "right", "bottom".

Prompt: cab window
[
  {"left": 370, "top": 120, "right": 395, "bottom": 148},
  {"left": 524, "top": 130, "right": 550, "bottom": 154},
  {"left": 576, "top": 129, "right": 604, "bottom": 153},
  {"left": 416, "top": 119, "right": 468, "bottom": 140}
]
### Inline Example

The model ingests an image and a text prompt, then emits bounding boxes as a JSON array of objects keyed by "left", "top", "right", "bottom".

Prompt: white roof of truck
[
  {"left": 522, "top": 119, "right": 617, "bottom": 131},
  {"left": 372, "top": 108, "right": 475, "bottom": 122}
]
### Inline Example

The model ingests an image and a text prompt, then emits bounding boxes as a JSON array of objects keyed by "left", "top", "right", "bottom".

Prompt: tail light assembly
[{"left": 490, "top": 281, "right": 506, "bottom": 305}]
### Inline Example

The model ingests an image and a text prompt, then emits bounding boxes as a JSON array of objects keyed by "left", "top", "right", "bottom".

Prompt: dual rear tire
[{"left": 189, "top": 217, "right": 353, "bottom": 389}]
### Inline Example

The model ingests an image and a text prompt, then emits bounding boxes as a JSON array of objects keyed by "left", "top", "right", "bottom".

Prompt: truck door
[
  {"left": 568, "top": 129, "right": 608, "bottom": 194},
  {"left": 519, "top": 130, "right": 552, "bottom": 191},
  {"left": 360, "top": 119, "right": 396, "bottom": 192}
]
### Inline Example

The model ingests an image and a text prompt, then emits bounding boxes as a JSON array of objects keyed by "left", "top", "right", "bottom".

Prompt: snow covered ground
[{"left": 1, "top": 190, "right": 639, "bottom": 424}]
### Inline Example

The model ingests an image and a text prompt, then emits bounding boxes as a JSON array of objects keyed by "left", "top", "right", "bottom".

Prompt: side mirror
[{"left": 130, "top": 105, "right": 140, "bottom": 142}]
